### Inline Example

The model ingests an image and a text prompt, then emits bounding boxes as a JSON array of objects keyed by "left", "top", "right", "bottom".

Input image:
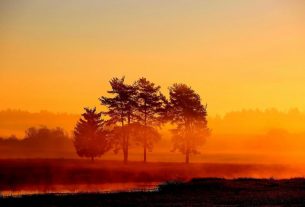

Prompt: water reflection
[{"left": 1, "top": 182, "right": 160, "bottom": 197}]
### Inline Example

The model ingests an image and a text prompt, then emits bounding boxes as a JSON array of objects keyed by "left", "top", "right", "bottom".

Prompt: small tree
[
  {"left": 134, "top": 77, "right": 166, "bottom": 162},
  {"left": 73, "top": 107, "right": 109, "bottom": 161},
  {"left": 100, "top": 77, "right": 137, "bottom": 163},
  {"left": 168, "top": 83, "right": 209, "bottom": 163}
]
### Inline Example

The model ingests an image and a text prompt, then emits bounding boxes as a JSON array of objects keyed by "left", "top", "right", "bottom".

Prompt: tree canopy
[
  {"left": 73, "top": 107, "right": 110, "bottom": 161},
  {"left": 168, "top": 83, "right": 209, "bottom": 163},
  {"left": 99, "top": 77, "right": 137, "bottom": 163},
  {"left": 73, "top": 77, "right": 209, "bottom": 164},
  {"left": 133, "top": 77, "right": 166, "bottom": 162}
]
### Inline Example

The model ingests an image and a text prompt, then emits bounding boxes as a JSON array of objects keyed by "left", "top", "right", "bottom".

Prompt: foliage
[
  {"left": 168, "top": 83, "right": 209, "bottom": 163},
  {"left": 100, "top": 77, "right": 138, "bottom": 126},
  {"left": 75, "top": 77, "right": 210, "bottom": 163},
  {"left": 25, "top": 127, "right": 67, "bottom": 144},
  {"left": 73, "top": 107, "right": 110, "bottom": 160},
  {"left": 133, "top": 77, "right": 167, "bottom": 161},
  {"left": 129, "top": 123, "right": 161, "bottom": 152},
  {"left": 99, "top": 77, "right": 138, "bottom": 162},
  {"left": 134, "top": 77, "right": 167, "bottom": 126}
]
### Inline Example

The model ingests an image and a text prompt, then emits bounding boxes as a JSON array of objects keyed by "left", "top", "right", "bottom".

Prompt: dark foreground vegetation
[{"left": 2, "top": 178, "right": 305, "bottom": 206}]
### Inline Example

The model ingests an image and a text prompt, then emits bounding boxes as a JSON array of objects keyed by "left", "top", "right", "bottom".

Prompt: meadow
[{"left": 1, "top": 159, "right": 304, "bottom": 194}]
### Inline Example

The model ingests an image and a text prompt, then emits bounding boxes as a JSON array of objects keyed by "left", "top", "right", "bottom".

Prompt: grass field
[
  {"left": 1, "top": 159, "right": 304, "bottom": 193},
  {"left": 1, "top": 159, "right": 305, "bottom": 206}
]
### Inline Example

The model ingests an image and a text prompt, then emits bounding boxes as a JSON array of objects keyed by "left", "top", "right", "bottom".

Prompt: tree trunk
[
  {"left": 185, "top": 121, "right": 190, "bottom": 164},
  {"left": 185, "top": 151, "right": 189, "bottom": 164},
  {"left": 144, "top": 140, "right": 147, "bottom": 163},
  {"left": 123, "top": 150, "right": 128, "bottom": 164},
  {"left": 123, "top": 136, "right": 128, "bottom": 164},
  {"left": 144, "top": 109, "right": 147, "bottom": 163},
  {"left": 125, "top": 135, "right": 129, "bottom": 163},
  {"left": 122, "top": 115, "right": 130, "bottom": 164},
  {"left": 123, "top": 135, "right": 129, "bottom": 164}
]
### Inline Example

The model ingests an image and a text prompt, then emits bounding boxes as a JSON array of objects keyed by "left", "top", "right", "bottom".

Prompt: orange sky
[{"left": 1, "top": 0, "right": 305, "bottom": 116}]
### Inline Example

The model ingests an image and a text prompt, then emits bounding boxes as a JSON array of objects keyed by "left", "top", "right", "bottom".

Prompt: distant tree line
[
  {"left": 74, "top": 77, "right": 209, "bottom": 163},
  {"left": 0, "top": 127, "right": 72, "bottom": 158}
]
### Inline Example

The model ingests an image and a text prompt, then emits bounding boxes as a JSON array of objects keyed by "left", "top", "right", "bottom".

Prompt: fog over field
[{"left": 2, "top": 109, "right": 305, "bottom": 165}]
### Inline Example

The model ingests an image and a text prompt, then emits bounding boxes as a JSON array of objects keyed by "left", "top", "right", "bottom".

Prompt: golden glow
[
  {"left": 1, "top": 1, "right": 305, "bottom": 166},
  {"left": 1, "top": 0, "right": 305, "bottom": 115}
]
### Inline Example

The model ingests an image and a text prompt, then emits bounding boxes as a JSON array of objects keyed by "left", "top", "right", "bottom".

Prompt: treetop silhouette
[
  {"left": 99, "top": 77, "right": 138, "bottom": 163},
  {"left": 133, "top": 77, "right": 166, "bottom": 162},
  {"left": 168, "top": 83, "right": 209, "bottom": 163},
  {"left": 73, "top": 107, "right": 110, "bottom": 161},
  {"left": 100, "top": 77, "right": 138, "bottom": 126},
  {"left": 74, "top": 77, "right": 209, "bottom": 163}
]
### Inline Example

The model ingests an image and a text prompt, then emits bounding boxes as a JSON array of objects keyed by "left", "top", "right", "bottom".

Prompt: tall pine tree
[
  {"left": 100, "top": 77, "right": 137, "bottom": 163},
  {"left": 168, "top": 83, "right": 209, "bottom": 163},
  {"left": 134, "top": 77, "right": 166, "bottom": 162}
]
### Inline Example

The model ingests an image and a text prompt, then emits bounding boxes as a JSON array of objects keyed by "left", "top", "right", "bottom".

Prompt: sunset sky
[{"left": 1, "top": 0, "right": 305, "bottom": 116}]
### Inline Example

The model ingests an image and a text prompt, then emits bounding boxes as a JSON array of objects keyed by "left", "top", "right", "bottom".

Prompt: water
[{"left": 1, "top": 182, "right": 160, "bottom": 197}]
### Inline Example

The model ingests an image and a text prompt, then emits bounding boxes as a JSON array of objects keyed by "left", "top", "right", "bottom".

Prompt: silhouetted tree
[
  {"left": 73, "top": 107, "right": 109, "bottom": 161},
  {"left": 99, "top": 77, "right": 137, "bottom": 163},
  {"left": 134, "top": 77, "right": 166, "bottom": 162},
  {"left": 168, "top": 83, "right": 209, "bottom": 163}
]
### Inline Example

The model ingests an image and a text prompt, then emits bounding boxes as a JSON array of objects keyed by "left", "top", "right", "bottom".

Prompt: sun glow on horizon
[
  {"left": 1, "top": 0, "right": 305, "bottom": 167},
  {"left": 1, "top": 0, "right": 305, "bottom": 116}
]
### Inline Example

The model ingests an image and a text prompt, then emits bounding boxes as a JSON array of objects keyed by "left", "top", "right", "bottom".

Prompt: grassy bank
[{"left": 2, "top": 178, "right": 305, "bottom": 206}]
